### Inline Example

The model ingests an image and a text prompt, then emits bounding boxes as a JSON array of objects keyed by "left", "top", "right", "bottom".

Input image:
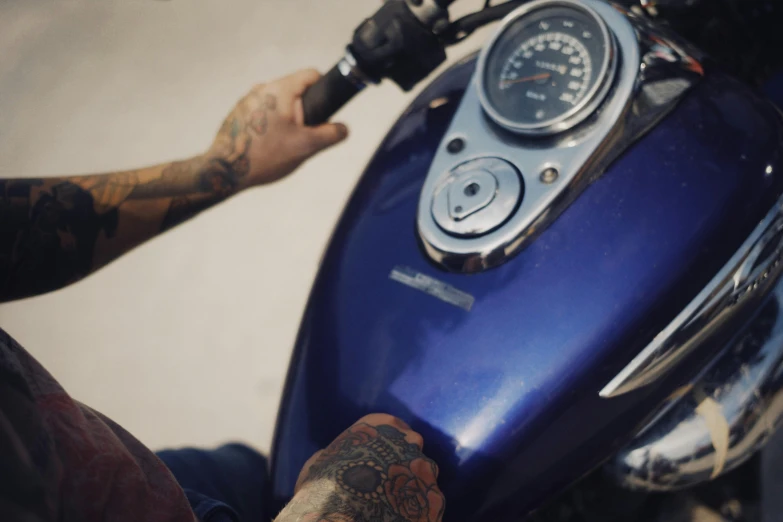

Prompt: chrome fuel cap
[{"left": 432, "top": 157, "right": 522, "bottom": 237}]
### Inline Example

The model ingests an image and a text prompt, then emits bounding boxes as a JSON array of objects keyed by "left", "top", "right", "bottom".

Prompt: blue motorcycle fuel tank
[{"left": 271, "top": 8, "right": 783, "bottom": 522}]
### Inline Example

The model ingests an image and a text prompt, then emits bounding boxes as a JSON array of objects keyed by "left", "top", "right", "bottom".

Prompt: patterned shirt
[{"left": 0, "top": 328, "right": 196, "bottom": 522}]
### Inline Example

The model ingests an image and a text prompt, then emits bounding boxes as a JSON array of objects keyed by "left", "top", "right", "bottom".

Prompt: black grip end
[{"left": 302, "top": 65, "right": 362, "bottom": 126}]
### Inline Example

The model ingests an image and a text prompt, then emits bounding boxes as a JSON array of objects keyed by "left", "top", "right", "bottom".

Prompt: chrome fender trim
[
  {"left": 601, "top": 195, "right": 783, "bottom": 398},
  {"left": 606, "top": 278, "right": 783, "bottom": 490}
]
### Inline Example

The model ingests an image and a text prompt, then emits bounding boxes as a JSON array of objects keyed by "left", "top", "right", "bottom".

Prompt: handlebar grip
[{"left": 303, "top": 64, "right": 362, "bottom": 126}]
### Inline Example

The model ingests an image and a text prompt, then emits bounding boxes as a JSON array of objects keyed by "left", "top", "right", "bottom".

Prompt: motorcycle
[{"left": 271, "top": 0, "right": 783, "bottom": 520}]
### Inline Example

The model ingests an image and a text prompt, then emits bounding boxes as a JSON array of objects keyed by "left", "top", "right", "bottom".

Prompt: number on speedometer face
[{"left": 479, "top": 3, "right": 614, "bottom": 135}]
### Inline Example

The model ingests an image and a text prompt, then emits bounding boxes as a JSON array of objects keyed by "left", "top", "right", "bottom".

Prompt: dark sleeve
[{"left": 0, "top": 331, "right": 57, "bottom": 522}]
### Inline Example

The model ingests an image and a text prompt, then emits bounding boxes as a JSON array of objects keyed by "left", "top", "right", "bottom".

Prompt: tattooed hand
[
  {"left": 207, "top": 69, "right": 348, "bottom": 189},
  {"left": 276, "top": 414, "right": 446, "bottom": 522}
]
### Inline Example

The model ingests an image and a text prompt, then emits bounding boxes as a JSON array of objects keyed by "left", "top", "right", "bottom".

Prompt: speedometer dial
[{"left": 478, "top": 1, "right": 616, "bottom": 136}]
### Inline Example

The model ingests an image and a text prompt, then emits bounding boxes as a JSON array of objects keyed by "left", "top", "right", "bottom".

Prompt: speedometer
[{"left": 477, "top": 0, "right": 616, "bottom": 136}]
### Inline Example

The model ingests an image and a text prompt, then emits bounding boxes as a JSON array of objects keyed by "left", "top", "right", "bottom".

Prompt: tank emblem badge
[{"left": 389, "top": 266, "right": 474, "bottom": 311}]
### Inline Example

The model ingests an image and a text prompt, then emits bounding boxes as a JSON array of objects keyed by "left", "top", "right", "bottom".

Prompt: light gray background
[{"left": 0, "top": 0, "right": 488, "bottom": 453}]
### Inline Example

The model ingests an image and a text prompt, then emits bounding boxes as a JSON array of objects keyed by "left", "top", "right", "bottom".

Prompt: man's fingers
[
  {"left": 254, "top": 69, "right": 322, "bottom": 121},
  {"left": 304, "top": 123, "right": 349, "bottom": 153},
  {"left": 355, "top": 413, "right": 425, "bottom": 450},
  {"left": 280, "top": 68, "right": 322, "bottom": 98}
]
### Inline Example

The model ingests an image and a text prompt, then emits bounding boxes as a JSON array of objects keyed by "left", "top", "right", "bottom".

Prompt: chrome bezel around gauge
[{"left": 476, "top": 0, "right": 618, "bottom": 136}]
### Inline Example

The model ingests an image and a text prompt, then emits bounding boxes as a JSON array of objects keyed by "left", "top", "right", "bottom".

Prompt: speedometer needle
[{"left": 500, "top": 72, "right": 551, "bottom": 87}]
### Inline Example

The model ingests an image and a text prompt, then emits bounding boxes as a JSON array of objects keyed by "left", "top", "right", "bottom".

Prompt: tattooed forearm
[
  {"left": 160, "top": 193, "right": 217, "bottom": 232},
  {"left": 0, "top": 69, "right": 349, "bottom": 302},
  {"left": 0, "top": 81, "right": 280, "bottom": 302},
  {"left": 0, "top": 153, "right": 247, "bottom": 301},
  {"left": 278, "top": 416, "right": 446, "bottom": 522}
]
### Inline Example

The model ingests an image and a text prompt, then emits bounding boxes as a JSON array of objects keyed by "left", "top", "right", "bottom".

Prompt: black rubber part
[{"left": 302, "top": 64, "right": 361, "bottom": 126}]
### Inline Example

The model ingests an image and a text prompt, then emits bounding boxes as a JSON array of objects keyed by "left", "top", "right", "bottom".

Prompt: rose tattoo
[{"left": 284, "top": 414, "right": 446, "bottom": 522}]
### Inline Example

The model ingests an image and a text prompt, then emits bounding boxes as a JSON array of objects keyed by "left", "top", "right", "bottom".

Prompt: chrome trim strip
[
  {"left": 476, "top": 0, "right": 618, "bottom": 136},
  {"left": 600, "top": 194, "right": 783, "bottom": 398},
  {"left": 606, "top": 278, "right": 783, "bottom": 490}
]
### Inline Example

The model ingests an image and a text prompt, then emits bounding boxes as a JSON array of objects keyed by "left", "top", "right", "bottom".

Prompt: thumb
[{"left": 304, "top": 123, "right": 349, "bottom": 154}]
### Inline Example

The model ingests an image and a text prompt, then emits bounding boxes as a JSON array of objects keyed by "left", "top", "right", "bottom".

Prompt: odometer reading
[{"left": 479, "top": 4, "right": 614, "bottom": 135}]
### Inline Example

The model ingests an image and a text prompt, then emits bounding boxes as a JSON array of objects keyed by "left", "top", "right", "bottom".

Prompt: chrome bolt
[{"left": 540, "top": 167, "right": 559, "bottom": 184}]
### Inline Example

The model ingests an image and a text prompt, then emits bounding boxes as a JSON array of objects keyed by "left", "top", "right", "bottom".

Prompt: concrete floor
[{"left": 0, "top": 0, "right": 486, "bottom": 453}]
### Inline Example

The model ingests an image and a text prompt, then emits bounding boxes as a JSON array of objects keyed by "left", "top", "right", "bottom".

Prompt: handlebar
[
  {"left": 300, "top": 0, "right": 448, "bottom": 126},
  {"left": 303, "top": 64, "right": 362, "bottom": 126},
  {"left": 300, "top": 0, "right": 522, "bottom": 125}
]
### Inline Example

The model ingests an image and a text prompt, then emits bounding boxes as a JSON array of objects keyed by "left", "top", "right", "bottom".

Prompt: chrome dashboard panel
[{"left": 416, "top": 0, "right": 703, "bottom": 273}]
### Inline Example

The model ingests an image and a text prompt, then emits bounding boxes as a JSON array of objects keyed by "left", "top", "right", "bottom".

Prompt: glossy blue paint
[{"left": 270, "top": 56, "right": 783, "bottom": 520}]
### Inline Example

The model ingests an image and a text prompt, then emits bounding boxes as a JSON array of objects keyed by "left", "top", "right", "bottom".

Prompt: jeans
[{"left": 157, "top": 444, "right": 270, "bottom": 522}]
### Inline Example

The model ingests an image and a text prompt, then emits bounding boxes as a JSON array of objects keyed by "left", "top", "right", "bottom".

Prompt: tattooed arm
[
  {"left": 277, "top": 414, "right": 446, "bottom": 522},
  {"left": 0, "top": 70, "right": 347, "bottom": 302}
]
